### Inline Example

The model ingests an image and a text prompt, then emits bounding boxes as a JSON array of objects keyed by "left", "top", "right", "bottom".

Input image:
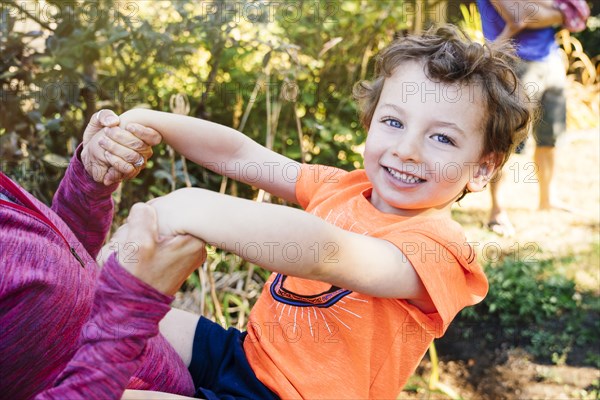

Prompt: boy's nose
[{"left": 392, "top": 133, "right": 421, "bottom": 163}]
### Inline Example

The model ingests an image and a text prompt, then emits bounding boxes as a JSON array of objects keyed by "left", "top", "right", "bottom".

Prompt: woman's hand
[
  {"left": 81, "top": 109, "right": 162, "bottom": 186},
  {"left": 98, "top": 203, "right": 207, "bottom": 296}
]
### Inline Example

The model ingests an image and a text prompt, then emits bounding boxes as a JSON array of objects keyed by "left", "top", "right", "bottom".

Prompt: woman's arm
[
  {"left": 35, "top": 204, "right": 205, "bottom": 399},
  {"left": 492, "top": 0, "right": 563, "bottom": 40},
  {"left": 149, "top": 188, "right": 428, "bottom": 302},
  {"left": 52, "top": 110, "right": 160, "bottom": 258},
  {"left": 115, "top": 109, "right": 300, "bottom": 203},
  {"left": 35, "top": 255, "right": 174, "bottom": 400}
]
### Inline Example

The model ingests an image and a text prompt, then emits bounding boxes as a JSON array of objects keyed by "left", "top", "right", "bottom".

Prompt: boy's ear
[{"left": 467, "top": 153, "right": 499, "bottom": 193}]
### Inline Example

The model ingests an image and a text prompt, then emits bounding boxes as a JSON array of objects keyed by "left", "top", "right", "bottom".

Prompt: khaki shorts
[{"left": 517, "top": 51, "right": 567, "bottom": 148}]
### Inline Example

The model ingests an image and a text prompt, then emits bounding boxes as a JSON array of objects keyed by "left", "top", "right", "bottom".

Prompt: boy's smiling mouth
[{"left": 384, "top": 166, "right": 425, "bottom": 184}]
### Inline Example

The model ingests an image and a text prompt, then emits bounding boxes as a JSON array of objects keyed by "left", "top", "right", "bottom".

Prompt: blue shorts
[{"left": 189, "top": 317, "right": 280, "bottom": 400}]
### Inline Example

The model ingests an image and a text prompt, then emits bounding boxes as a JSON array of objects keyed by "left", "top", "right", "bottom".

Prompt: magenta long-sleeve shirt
[
  {"left": 36, "top": 254, "right": 175, "bottom": 399},
  {"left": 0, "top": 149, "right": 195, "bottom": 399}
]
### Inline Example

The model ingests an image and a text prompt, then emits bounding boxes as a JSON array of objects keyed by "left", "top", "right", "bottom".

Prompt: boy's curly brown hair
[{"left": 353, "top": 25, "right": 532, "bottom": 169}]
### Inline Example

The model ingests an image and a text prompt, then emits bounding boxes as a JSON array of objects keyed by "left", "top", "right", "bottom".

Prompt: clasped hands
[
  {"left": 81, "top": 109, "right": 159, "bottom": 186},
  {"left": 85, "top": 109, "right": 207, "bottom": 295}
]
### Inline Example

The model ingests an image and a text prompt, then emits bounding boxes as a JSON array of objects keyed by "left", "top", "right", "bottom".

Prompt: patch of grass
[{"left": 453, "top": 243, "right": 599, "bottom": 367}]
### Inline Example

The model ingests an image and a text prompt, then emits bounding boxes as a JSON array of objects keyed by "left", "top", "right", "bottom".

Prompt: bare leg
[
  {"left": 488, "top": 169, "right": 515, "bottom": 237},
  {"left": 122, "top": 389, "right": 197, "bottom": 399},
  {"left": 535, "top": 146, "right": 554, "bottom": 210},
  {"left": 159, "top": 308, "right": 200, "bottom": 368},
  {"left": 535, "top": 145, "right": 573, "bottom": 211}
]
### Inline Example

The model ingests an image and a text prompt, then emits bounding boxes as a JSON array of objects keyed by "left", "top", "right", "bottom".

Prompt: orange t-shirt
[{"left": 243, "top": 165, "right": 488, "bottom": 399}]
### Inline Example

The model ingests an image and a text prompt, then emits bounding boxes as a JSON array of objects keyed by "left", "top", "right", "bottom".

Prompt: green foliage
[
  {"left": 485, "top": 259, "right": 578, "bottom": 325},
  {"left": 455, "top": 250, "right": 599, "bottom": 367},
  {"left": 573, "top": 13, "right": 600, "bottom": 58},
  {"left": 0, "top": 0, "right": 454, "bottom": 336},
  {"left": 1, "top": 0, "right": 415, "bottom": 210}
]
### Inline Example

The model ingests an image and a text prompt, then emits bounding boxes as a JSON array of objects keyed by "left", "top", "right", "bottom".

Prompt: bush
[{"left": 454, "top": 255, "right": 598, "bottom": 366}]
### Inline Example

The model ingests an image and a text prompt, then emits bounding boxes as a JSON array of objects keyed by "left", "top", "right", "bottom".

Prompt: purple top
[
  {"left": 0, "top": 148, "right": 195, "bottom": 399},
  {"left": 36, "top": 254, "right": 174, "bottom": 399},
  {"left": 477, "top": 0, "right": 558, "bottom": 61}
]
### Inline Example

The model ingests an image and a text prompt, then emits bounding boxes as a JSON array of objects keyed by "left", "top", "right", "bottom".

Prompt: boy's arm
[
  {"left": 150, "top": 188, "right": 430, "bottom": 306},
  {"left": 117, "top": 109, "right": 300, "bottom": 203}
]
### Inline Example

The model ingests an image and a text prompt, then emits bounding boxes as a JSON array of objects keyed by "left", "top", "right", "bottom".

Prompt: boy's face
[{"left": 363, "top": 61, "right": 493, "bottom": 217}]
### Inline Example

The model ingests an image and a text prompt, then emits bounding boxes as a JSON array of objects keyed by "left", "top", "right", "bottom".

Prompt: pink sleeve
[
  {"left": 127, "top": 333, "right": 195, "bottom": 395},
  {"left": 51, "top": 145, "right": 119, "bottom": 259},
  {"left": 35, "top": 255, "right": 173, "bottom": 400}
]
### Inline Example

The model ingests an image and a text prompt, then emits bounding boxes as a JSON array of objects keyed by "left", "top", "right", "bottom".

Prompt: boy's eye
[
  {"left": 382, "top": 118, "right": 403, "bottom": 129},
  {"left": 432, "top": 133, "right": 455, "bottom": 146}
]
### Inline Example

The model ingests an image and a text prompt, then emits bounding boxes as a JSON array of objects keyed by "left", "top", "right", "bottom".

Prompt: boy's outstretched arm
[
  {"left": 117, "top": 109, "right": 300, "bottom": 203},
  {"left": 150, "top": 188, "right": 430, "bottom": 308}
]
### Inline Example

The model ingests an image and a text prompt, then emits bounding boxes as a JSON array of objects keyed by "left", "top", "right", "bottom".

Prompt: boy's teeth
[{"left": 386, "top": 167, "right": 422, "bottom": 184}]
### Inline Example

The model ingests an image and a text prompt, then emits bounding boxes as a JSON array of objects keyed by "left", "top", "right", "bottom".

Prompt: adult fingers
[
  {"left": 99, "top": 130, "right": 150, "bottom": 167},
  {"left": 126, "top": 203, "right": 158, "bottom": 243},
  {"left": 83, "top": 157, "right": 110, "bottom": 183},
  {"left": 86, "top": 110, "right": 120, "bottom": 139},
  {"left": 103, "top": 150, "right": 137, "bottom": 178},
  {"left": 94, "top": 109, "right": 120, "bottom": 127},
  {"left": 80, "top": 135, "right": 110, "bottom": 181},
  {"left": 120, "top": 203, "right": 158, "bottom": 271},
  {"left": 103, "top": 167, "right": 126, "bottom": 186},
  {"left": 83, "top": 109, "right": 120, "bottom": 148},
  {"left": 163, "top": 235, "right": 207, "bottom": 261},
  {"left": 126, "top": 123, "right": 162, "bottom": 146},
  {"left": 104, "top": 127, "right": 153, "bottom": 158},
  {"left": 154, "top": 235, "right": 207, "bottom": 295}
]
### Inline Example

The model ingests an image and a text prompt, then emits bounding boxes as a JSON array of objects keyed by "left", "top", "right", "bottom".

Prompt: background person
[{"left": 477, "top": 0, "right": 570, "bottom": 236}]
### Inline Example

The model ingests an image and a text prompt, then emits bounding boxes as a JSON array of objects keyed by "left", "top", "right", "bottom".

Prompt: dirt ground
[
  {"left": 402, "top": 349, "right": 600, "bottom": 400},
  {"left": 398, "top": 128, "right": 600, "bottom": 400}
]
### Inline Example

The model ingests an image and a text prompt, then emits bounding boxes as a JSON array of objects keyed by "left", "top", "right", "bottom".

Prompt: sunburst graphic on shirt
[
  {"left": 266, "top": 206, "right": 370, "bottom": 333},
  {"left": 269, "top": 278, "right": 368, "bottom": 334},
  {"left": 314, "top": 207, "right": 371, "bottom": 236}
]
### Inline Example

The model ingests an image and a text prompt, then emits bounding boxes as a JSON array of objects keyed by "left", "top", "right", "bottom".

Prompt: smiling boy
[
  {"left": 105, "top": 26, "right": 531, "bottom": 400},
  {"left": 363, "top": 60, "right": 494, "bottom": 216}
]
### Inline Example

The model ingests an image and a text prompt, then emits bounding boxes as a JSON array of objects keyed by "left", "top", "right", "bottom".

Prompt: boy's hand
[
  {"left": 98, "top": 203, "right": 207, "bottom": 296},
  {"left": 81, "top": 109, "right": 162, "bottom": 186},
  {"left": 146, "top": 191, "right": 187, "bottom": 238}
]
